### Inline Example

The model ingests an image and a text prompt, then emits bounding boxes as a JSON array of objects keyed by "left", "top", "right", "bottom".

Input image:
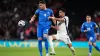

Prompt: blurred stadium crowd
[{"left": 0, "top": 0, "right": 100, "bottom": 41}]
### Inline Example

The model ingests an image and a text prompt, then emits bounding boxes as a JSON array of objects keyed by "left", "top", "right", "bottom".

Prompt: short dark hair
[
  {"left": 39, "top": 0, "right": 46, "bottom": 4},
  {"left": 86, "top": 15, "right": 91, "bottom": 17},
  {"left": 86, "top": 15, "right": 92, "bottom": 18},
  {"left": 59, "top": 8, "right": 66, "bottom": 13}
]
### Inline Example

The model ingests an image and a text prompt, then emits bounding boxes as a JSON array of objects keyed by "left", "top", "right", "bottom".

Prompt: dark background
[{"left": 0, "top": 0, "right": 100, "bottom": 41}]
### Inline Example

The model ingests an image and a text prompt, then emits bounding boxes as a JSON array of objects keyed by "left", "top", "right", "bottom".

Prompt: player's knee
[
  {"left": 49, "top": 35, "right": 56, "bottom": 40},
  {"left": 48, "top": 35, "right": 52, "bottom": 38},
  {"left": 48, "top": 35, "right": 52, "bottom": 39},
  {"left": 38, "top": 38, "right": 42, "bottom": 40},
  {"left": 67, "top": 44, "right": 72, "bottom": 48},
  {"left": 52, "top": 35, "right": 57, "bottom": 40},
  {"left": 43, "top": 34, "right": 48, "bottom": 38},
  {"left": 92, "top": 43, "right": 96, "bottom": 47},
  {"left": 88, "top": 42, "right": 92, "bottom": 45}
]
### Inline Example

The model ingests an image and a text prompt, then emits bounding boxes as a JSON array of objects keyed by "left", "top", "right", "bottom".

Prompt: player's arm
[
  {"left": 50, "top": 15, "right": 58, "bottom": 30},
  {"left": 50, "top": 9, "right": 57, "bottom": 25},
  {"left": 29, "top": 9, "right": 39, "bottom": 23},
  {"left": 95, "top": 25, "right": 99, "bottom": 33},
  {"left": 50, "top": 17, "right": 57, "bottom": 30},
  {"left": 81, "top": 23, "right": 87, "bottom": 32},
  {"left": 51, "top": 25, "right": 58, "bottom": 30},
  {"left": 94, "top": 22, "right": 99, "bottom": 34},
  {"left": 29, "top": 15, "right": 37, "bottom": 23},
  {"left": 49, "top": 17, "right": 64, "bottom": 22},
  {"left": 52, "top": 19, "right": 56, "bottom": 25},
  {"left": 55, "top": 18, "right": 64, "bottom": 22}
]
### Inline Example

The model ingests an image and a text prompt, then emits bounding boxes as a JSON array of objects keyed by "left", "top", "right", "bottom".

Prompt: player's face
[
  {"left": 39, "top": 3, "right": 45, "bottom": 10},
  {"left": 59, "top": 10, "right": 65, "bottom": 17},
  {"left": 86, "top": 16, "right": 91, "bottom": 22}
]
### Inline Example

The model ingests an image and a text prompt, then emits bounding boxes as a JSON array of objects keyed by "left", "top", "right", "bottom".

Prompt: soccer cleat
[
  {"left": 46, "top": 53, "right": 49, "bottom": 56},
  {"left": 50, "top": 51, "right": 56, "bottom": 55},
  {"left": 88, "top": 53, "right": 91, "bottom": 56},
  {"left": 72, "top": 50, "right": 75, "bottom": 56}
]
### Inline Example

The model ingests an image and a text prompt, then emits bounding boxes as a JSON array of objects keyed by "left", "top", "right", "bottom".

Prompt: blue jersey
[
  {"left": 81, "top": 22, "right": 97, "bottom": 38},
  {"left": 35, "top": 8, "right": 54, "bottom": 27}
]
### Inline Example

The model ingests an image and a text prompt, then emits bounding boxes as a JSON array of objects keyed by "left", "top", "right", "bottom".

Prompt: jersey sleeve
[
  {"left": 93, "top": 22, "right": 98, "bottom": 27},
  {"left": 64, "top": 16, "right": 69, "bottom": 27},
  {"left": 50, "top": 9, "right": 54, "bottom": 16},
  {"left": 34, "top": 9, "right": 39, "bottom": 16},
  {"left": 93, "top": 22, "right": 99, "bottom": 33},
  {"left": 81, "top": 23, "right": 85, "bottom": 32}
]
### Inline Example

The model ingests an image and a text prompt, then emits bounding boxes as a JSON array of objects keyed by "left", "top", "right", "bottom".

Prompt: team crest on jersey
[
  {"left": 91, "top": 25, "right": 92, "bottom": 27},
  {"left": 87, "top": 28, "right": 91, "bottom": 31},
  {"left": 44, "top": 14, "right": 46, "bottom": 17},
  {"left": 46, "top": 29, "right": 48, "bottom": 32},
  {"left": 48, "top": 12, "right": 50, "bottom": 15}
]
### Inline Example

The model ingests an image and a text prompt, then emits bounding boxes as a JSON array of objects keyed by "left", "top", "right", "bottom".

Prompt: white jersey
[
  {"left": 50, "top": 16, "right": 71, "bottom": 44},
  {"left": 57, "top": 16, "right": 69, "bottom": 34}
]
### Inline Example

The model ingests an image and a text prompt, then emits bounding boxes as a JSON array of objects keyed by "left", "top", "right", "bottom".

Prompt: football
[{"left": 18, "top": 20, "right": 25, "bottom": 26}]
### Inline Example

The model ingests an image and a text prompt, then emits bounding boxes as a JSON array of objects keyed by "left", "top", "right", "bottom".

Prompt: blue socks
[
  {"left": 38, "top": 40, "right": 42, "bottom": 56},
  {"left": 89, "top": 44, "right": 100, "bottom": 54},
  {"left": 44, "top": 37, "right": 49, "bottom": 54},
  {"left": 38, "top": 38, "right": 49, "bottom": 56},
  {"left": 89, "top": 45, "right": 92, "bottom": 53},
  {"left": 38, "top": 37, "right": 49, "bottom": 56},
  {"left": 94, "top": 45, "right": 100, "bottom": 52}
]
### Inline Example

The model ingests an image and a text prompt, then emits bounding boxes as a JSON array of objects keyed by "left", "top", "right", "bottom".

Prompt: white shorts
[{"left": 53, "top": 33, "right": 72, "bottom": 44}]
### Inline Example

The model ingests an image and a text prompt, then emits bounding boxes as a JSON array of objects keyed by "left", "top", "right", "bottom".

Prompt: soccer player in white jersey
[{"left": 48, "top": 8, "right": 75, "bottom": 56}]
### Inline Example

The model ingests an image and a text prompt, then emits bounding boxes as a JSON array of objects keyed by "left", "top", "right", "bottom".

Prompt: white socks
[
  {"left": 70, "top": 47, "right": 75, "bottom": 51},
  {"left": 70, "top": 47, "right": 76, "bottom": 56},
  {"left": 48, "top": 36, "right": 55, "bottom": 52}
]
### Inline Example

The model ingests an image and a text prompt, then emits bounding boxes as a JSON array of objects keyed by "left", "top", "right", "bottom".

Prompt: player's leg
[
  {"left": 88, "top": 37, "right": 93, "bottom": 56},
  {"left": 43, "top": 28, "right": 50, "bottom": 56},
  {"left": 38, "top": 38, "right": 43, "bottom": 56},
  {"left": 92, "top": 37, "right": 100, "bottom": 52},
  {"left": 43, "top": 34, "right": 49, "bottom": 56},
  {"left": 61, "top": 35, "right": 75, "bottom": 56},
  {"left": 88, "top": 42, "right": 92, "bottom": 56},
  {"left": 93, "top": 43, "right": 100, "bottom": 52},
  {"left": 67, "top": 43, "right": 75, "bottom": 56},
  {"left": 48, "top": 35, "right": 57, "bottom": 55},
  {"left": 37, "top": 27, "right": 43, "bottom": 56}
]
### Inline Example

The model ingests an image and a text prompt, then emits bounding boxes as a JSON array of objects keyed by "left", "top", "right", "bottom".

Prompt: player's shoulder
[
  {"left": 36, "top": 9, "right": 41, "bottom": 12},
  {"left": 91, "top": 21, "right": 96, "bottom": 23},
  {"left": 82, "top": 22, "right": 87, "bottom": 25},
  {"left": 47, "top": 8, "right": 53, "bottom": 11},
  {"left": 64, "top": 16, "right": 69, "bottom": 20},
  {"left": 64, "top": 16, "right": 69, "bottom": 19}
]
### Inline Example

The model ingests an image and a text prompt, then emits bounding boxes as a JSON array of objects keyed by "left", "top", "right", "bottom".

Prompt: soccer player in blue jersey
[
  {"left": 29, "top": 1, "right": 54, "bottom": 56},
  {"left": 81, "top": 15, "right": 100, "bottom": 56}
]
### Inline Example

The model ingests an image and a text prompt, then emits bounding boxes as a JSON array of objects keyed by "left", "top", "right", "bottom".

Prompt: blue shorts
[
  {"left": 88, "top": 37, "right": 96, "bottom": 43},
  {"left": 37, "top": 26, "right": 50, "bottom": 38}
]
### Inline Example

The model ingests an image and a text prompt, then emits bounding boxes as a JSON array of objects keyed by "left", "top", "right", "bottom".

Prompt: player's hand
[
  {"left": 51, "top": 26, "right": 59, "bottom": 30},
  {"left": 29, "top": 19, "right": 33, "bottom": 24},
  {"left": 84, "top": 30, "right": 88, "bottom": 32},
  {"left": 29, "top": 20, "right": 32, "bottom": 24},
  {"left": 55, "top": 26, "right": 59, "bottom": 30},
  {"left": 49, "top": 16, "right": 55, "bottom": 19},
  {"left": 96, "top": 33, "right": 99, "bottom": 38},
  {"left": 96, "top": 33, "right": 99, "bottom": 36},
  {"left": 48, "top": 17, "right": 52, "bottom": 19}
]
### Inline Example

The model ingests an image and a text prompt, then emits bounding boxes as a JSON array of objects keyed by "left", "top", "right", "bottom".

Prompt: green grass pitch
[{"left": 0, "top": 47, "right": 99, "bottom": 56}]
